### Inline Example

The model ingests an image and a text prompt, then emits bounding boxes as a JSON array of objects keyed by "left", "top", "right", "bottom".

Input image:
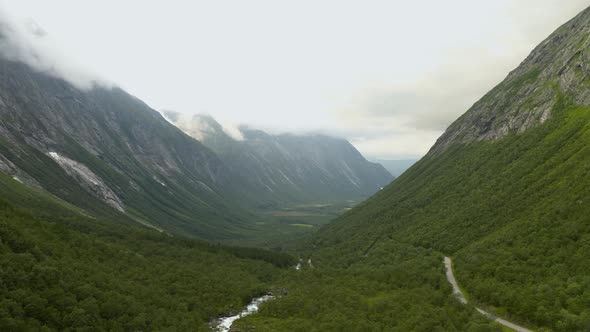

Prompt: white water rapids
[
  {"left": 211, "top": 294, "right": 274, "bottom": 332},
  {"left": 210, "top": 259, "right": 305, "bottom": 331}
]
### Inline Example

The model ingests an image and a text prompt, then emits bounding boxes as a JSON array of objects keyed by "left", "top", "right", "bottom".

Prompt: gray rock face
[
  {"left": 0, "top": 56, "right": 253, "bottom": 239},
  {"left": 429, "top": 6, "right": 590, "bottom": 155},
  {"left": 47, "top": 151, "right": 125, "bottom": 212},
  {"left": 0, "top": 51, "right": 391, "bottom": 238},
  {"left": 165, "top": 113, "right": 394, "bottom": 205}
]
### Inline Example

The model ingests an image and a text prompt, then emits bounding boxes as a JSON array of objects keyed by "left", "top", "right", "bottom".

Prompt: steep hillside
[
  {"left": 239, "top": 5, "right": 590, "bottom": 331},
  {"left": 430, "top": 6, "right": 590, "bottom": 155},
  {"left": 307, "top": 96, "right": 590, "bottom": 330},
  {"left": 0, "top": 172, "right": 292, "bottom": 331},
  {"left": 164, "top": 112, "right": 393, "bottom": 207},
  {"left": 315, "top": 6, "right": 590, "bottom": 256},
  {"left": 0, "top": 57, "right": 263, "bottom": 241}
]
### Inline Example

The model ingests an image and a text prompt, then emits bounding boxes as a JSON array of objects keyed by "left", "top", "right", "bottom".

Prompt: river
[
  {"left": 211, "top": 294, "right": 274, "bottom": 332},
  {"left": 211, "top": 259, "right": 305, "bottom": 331}
]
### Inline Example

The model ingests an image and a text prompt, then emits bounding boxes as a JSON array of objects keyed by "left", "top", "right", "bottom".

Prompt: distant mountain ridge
[
  {"left": 164, "top": 112, "right": 394, "bottom": 207},
  {"left": 0, "top": 57, "right": 262, "bottom": 240},
  {"left": 0, "top": 53, "right": 392, "bottom": 241}
]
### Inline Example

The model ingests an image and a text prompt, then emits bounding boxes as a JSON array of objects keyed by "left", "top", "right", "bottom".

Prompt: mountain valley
[{"left": 1, "top": 3, "right": 590, "bottom": 332}]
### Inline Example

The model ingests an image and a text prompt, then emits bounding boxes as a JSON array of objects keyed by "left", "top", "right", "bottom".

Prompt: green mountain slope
[
  {"left": 0, "top": 173, "right": 293, "bottom": 331},
  {"left": 0, "top": 57, "right": 263, "bottom": 241},
  {"left": 233, "top": 244, "right": 500, "bottom": 332},
  {"left": 237, "top": 5, "right": 590, "bottom": 331},
  {"left": 0, "top": 54, "right": 392, "bottom": 242},
  {"left": 3, "top": 4, "right": 590, "bottom": 331},
  {"left": 307, "top": 6, "right": 590, "bottom": 331}
]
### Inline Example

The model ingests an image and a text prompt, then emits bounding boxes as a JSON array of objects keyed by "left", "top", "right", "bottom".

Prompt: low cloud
[
  {"left": 1, "top": 1, "right": 588, "bottom": 161},
  {"left": 341, "top": 47, "right": 520, "bottom": 128},
  {"left": 0, "top": 8, "right": 107, "bottom": 90},
  {"left": 162, "top": 111, "right": 245, "bottom": 141},
  {"left": 332, "top": 2, "right": 589, "bottom": 159},
  {"left": 329, "top": 47, "right": 517, "bottom": 159}
]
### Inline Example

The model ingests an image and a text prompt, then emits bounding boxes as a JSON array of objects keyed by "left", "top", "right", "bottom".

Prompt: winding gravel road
[{"left": 444, "top": 257, "right": 534, "bottom": 332}]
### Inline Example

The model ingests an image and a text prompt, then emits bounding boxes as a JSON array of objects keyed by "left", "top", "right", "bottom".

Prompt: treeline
[
  {"left": 293, "top": 97, "right": 590, "bottom": 330},
  {"left": 234, "top": 243, "right": 500, "bottom": 331},
  {"left": 0, "top": 183, "right": 291, "bottom": 331},
  {"left": 222, "top": 245, "right": 295, "bottom": 268}
]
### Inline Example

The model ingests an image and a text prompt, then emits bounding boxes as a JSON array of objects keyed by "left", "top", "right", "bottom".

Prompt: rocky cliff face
[
  {"left": 0, "top": 57, "right": 255, "bottom": 239},
  {"left": 47, "top": 151, "right": 125, "bottom": 212},
  {"left": 0, "top": 53, "right": 392, "bottom": 238},
  {"left": 430, "top": 6, "right": 590, "bottom": 155},
  {"left": 164, "top": 112, "right": 394, "bottom": 206}
]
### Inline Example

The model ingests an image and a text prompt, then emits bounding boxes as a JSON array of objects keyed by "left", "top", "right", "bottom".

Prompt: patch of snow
[
  {"left": 153, "top": 176, "right": 166, "bottom": 187},
  {"left": 12, "top": 176, "right": 22, "bottom": 183}
]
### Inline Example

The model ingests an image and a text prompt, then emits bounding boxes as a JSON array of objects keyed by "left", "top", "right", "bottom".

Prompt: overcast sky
[{"left": 1, "top": 1, "right": 588, "bottom": 159}]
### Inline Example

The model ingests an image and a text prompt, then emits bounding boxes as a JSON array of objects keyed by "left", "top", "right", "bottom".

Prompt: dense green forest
[
  {"left": 2, "top": 6, "right": 590, "bottom": 331},
  {"left": 283, "top": 95, "right": 590, "bottom": 331},
  {"left": 233, "top": 242, "right": 499, "bottom": 332},
  {"left": 0, "top": 168, "right": 503, "bottom": 331},
  {"left": 4, "top": 84, "right": 590, "bottom": 332},
  {"left": 453, "top": 100, "right": 590, "bottom": 331},
  {"left": 0, "top": 174, "right": 293, "bottom": 331},
  {"left": 9, "top": 99, "right": 588, "bottom": 331}
]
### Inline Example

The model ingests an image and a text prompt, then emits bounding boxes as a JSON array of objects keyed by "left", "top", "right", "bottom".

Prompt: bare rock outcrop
[
  {"left": 48, "top": 152, "right": 125, "bottom": 212},
  {"left": 429, "top": 7, "right": 590, "bottom": 155}
]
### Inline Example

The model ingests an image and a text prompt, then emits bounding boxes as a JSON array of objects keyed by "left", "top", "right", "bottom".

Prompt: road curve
[
  {"left": 444, "top": 257, "right": 534, "bottom": 332},
  {"left": 444, "top": 257, "right": 467, "bottom": 304}
]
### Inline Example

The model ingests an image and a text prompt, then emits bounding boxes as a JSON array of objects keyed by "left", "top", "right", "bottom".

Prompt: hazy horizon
[{"left": 1, "top": 0, "right": 588, "bottom": 159}]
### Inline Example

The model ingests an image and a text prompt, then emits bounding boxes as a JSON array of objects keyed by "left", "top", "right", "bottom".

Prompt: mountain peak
[{"left": 429, "top": 5, "right": 590, "bottom": 155}]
